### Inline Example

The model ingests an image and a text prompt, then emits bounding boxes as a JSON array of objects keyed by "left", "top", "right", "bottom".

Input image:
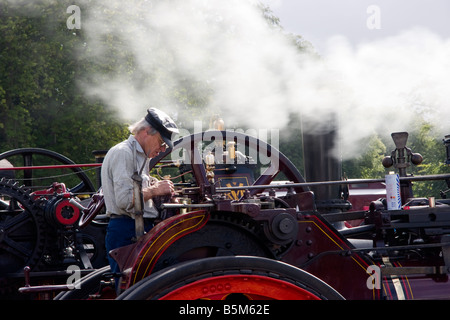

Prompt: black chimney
[
  {"left": 302, "top": 121, "right": 350, "bottom": 220},
  {"left": 302, "top": 128, "right": 341, "bottom": 201}
]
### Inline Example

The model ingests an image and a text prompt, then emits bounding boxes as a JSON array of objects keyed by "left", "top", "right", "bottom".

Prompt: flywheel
[{"left": 0, "top": 178, "right": 47, "bottom": 296}]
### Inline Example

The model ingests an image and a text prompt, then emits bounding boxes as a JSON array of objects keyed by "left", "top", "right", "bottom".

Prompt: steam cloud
[
  {"left": 76, "top": 0, "right": 450, "bottom": 159},
  {"left": 20, "top": 0, "right": 450, "bottom": 159},
  {"left": 325, "top": 29, "right": 450, "bottom": 158}
]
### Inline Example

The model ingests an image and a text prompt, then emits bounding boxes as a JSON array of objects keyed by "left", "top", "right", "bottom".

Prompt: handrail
[
  {"left": 216, "top": 173, "right": 450, "bottom": 191},
  {"left": 0, "top": 163, "right": 102, "bottom": 170}
]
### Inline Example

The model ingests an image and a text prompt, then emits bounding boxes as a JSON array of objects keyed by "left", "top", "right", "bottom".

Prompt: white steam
[
  {"left": 326, "top": 28, "right": 450, "bottom": 158},
  {"left": 77, "top": 0, "right": 450, "bottom": 159}
]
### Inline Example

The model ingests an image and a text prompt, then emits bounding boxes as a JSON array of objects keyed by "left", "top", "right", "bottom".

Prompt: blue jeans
[{"left": 105, "top": 216, "right": 153, "bottom": 289}]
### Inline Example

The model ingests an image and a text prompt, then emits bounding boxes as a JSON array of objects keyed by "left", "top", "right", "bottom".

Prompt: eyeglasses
[{"left": 157, "top": 134, "right": 168, "bottom": 149}]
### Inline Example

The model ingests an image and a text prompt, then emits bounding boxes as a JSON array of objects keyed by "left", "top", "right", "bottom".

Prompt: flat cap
[{"left": 145, "top": 108, "right": 179, "bottom": 149}]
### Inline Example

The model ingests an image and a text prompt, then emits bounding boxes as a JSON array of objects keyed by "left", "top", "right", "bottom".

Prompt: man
[{"left": 101, "top": 108, "right": 179, "bottom": 282}]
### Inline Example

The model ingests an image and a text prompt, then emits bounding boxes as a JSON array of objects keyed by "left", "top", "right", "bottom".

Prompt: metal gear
[{"left": 0, "top": 178, "right": 48, "bottom": 296}]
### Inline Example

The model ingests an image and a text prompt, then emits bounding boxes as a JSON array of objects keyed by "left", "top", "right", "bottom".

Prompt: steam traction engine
[
  {"left": 0, "top": 148, "right": 108, "bottom": 299},
  {"left": 1, "top": 130, "right": 450, "bottom": 300}
]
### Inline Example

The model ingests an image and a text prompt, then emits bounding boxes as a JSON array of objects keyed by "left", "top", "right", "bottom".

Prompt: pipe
[{"left": 216, "top": 173, "right": 450, "bottom": 191}]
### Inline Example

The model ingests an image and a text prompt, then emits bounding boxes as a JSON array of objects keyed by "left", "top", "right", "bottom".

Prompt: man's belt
[{"left": 109, "top": 214, "right": 132, "bottom": 219}]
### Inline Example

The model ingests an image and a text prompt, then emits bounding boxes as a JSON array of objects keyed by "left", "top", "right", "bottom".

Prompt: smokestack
[
  {"left": 302, "top": 128, "right": 341, "bottom": 202},
  {"left": 302, "top": 118, "right": 349, "bottom": 220}
]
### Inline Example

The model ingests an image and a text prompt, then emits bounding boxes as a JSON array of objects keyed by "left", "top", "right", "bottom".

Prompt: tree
[
  {"left": 0, "top": 1, "right": 129, "bottom": 165},
  {"left": 342, "top": 135, "right": 387, "bottom": 179},
  {"left": 342, "top": 122, "right": 449, "bottom": 198},
  {"left": 406, "top": 122, "right": 448, "bottom": 198}
]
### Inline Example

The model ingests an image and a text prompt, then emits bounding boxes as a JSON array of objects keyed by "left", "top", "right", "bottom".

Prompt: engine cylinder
[{"left": 45, "top": 196, "right": 80, "bottom": 227}]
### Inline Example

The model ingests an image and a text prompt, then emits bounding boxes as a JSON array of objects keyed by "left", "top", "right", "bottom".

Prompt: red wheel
[
  {"left": 160, "top": 274, "right": 320, "bottom": 300},
  {"left": 117, "top": 256, "right": 343, "bottom": 300}
]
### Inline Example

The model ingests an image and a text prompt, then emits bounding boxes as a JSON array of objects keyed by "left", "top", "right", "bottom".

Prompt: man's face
[{"left": 144, "top": 131, "right": 167, "bottom": 158}]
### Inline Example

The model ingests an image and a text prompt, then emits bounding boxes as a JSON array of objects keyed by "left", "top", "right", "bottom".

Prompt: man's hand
[{"left": 142, "top": 180, "right": 174, "bottom": 201}]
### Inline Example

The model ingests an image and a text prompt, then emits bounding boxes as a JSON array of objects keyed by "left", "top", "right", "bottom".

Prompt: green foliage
[
  {"left": 341, "top": 122, "right": 449, "bottom": 198},
  {"left": 0, "top": 0, "right": 129, "bottom": 166},
  {"left": 405, "top": 122, "right": 448, "bottom": 198},
  {"left": 342, "top": 135, "right": 387, "bottom": 179}
]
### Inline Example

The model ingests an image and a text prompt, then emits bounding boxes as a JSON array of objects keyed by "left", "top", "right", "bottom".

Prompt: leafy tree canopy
[{"left": 0, "top": 0, "right": 128, "bottom": 165}]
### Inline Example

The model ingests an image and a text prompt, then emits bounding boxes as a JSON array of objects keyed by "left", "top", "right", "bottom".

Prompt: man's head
[
  {"left": 144, "top": 108, "right": 179, "bottom": 149},
  {"left": 129, "top": 108, "right": 179, "bottom": 158}
]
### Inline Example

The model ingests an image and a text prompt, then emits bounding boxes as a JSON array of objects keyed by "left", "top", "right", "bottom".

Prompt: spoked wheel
[
  {"left": 0, "top": 179, "right": 46, "bottom": 274},
  {"left": 0, "top": 148, "right": 96, "bottom": 194},
  {"left": 0, "top": 149, "right": 105, "bottom": 298},
  {"left": 117, "top": 256, "right": 344, "bottom": 300},
  {"left": 0, "top": 178, "right": 47, "bottom": 297},
  {"left": 150, "top": 130, "right": 308, "bottom": 197}
]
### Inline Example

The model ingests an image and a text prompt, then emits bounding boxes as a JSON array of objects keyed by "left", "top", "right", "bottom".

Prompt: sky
[{"left": 261, "top": 0, "right": 450, "bottom": 55}]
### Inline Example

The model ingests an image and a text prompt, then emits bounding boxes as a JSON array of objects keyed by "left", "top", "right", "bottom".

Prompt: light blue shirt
[{"left": 101, "top": 135, "right": 159, "bottom": 218}]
